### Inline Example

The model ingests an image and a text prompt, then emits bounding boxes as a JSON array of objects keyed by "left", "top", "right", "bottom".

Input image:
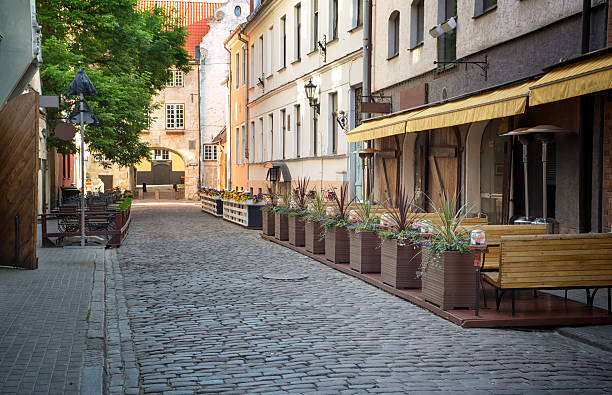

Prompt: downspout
[
  {"left": 362, "top": 0, "right": 373, "bottom": 198},
  {"left": 224, "top": 42, "right": 232, "bottom": 189},
  {"left": 238, "top": 33, "right": 250, "bottom": 190},
  {"left": 197, "top": 59, "right": 201, "bottom": 190},
  {"left": 579, "top": 0, "right": 593, "bottom": 231}
]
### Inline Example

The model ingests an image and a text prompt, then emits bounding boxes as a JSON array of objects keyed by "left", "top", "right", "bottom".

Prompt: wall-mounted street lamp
[
  {"left": 334, "top": 110, "right": 348, "bottom": 132},
  {"left": 304, "top": 79, "right": 319, "bottom": 114}
]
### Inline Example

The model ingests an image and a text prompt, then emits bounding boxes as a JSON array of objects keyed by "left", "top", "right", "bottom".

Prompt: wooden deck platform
[{"left": 262, "top": 234, "right": 612, "bottom": 328}]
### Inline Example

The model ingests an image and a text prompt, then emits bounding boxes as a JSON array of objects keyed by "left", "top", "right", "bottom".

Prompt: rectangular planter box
[
  {"left": 288, "top": 215, "right": 306, "bottom": 247},
  {"left": 222, "top": 200, "right": 263, "bottom": 228},
  {"left": 200, "top": 195, "right": 223, "bottom": 216},
  {"left": 262, "top": 211, "right": 275, "bottom": 236},
  {"left": 275, "top": 213, "right": 289, "bottom": 241},
  {"left": 305, "top": 221, "right": 325, "bottom": 254},
  {"left": 421, "top": 251, "right": 476, "bottom": 310},
  {"left": 325, "top": 226, "right": 349, "bottom": 263},
  {"left": 381, "top": 239, "right": 421, "bottom": 289},
  {"left": 349, "top": 230, "right": 381, "bottom": 273}
]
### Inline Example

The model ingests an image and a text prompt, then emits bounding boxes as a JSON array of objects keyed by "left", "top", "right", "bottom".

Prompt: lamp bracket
[{"left": 434, "top": 55, "right": 489, "bottom": 80}]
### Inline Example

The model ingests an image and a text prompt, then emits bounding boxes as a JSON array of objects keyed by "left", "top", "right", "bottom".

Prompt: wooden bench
[
  {"left": 478, "top": 224, "right": 550, "bottom": 271},
  {"left": 483, "top": 233, "right": 612, "bottom": 316}
]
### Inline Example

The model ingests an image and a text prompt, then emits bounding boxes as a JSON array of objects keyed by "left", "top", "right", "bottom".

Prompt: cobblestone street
[{"left": 115, "top": 204, "right": 612, "bottom": 393}]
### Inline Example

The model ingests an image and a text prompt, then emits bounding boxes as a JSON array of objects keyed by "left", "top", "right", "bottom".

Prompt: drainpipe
[
  {"left": 224, "top": 42, "right": 232, "bottom": 189},
  {"left": 362, "top": 0, "right": 373, "bottom": 198},
  {"left": 579, "top": 0, "right": 593, "bottom": 231},
  {"left": 238, "top": 33, "right": 250, "bottom": 190}
]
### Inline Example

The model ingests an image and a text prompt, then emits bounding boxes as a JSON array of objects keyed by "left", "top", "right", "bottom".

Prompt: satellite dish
[{"left": 54, "top": 122, "right": 77, "bottom": 141}]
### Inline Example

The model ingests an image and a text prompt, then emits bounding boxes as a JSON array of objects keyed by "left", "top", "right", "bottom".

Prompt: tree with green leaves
[{"left": 37, "top": 0, "right": 191, "bottom": 188}]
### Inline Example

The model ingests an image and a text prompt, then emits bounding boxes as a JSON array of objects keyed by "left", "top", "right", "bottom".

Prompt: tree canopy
[{"left": 38, "top": 0, "right": 191, "bottom": 167}]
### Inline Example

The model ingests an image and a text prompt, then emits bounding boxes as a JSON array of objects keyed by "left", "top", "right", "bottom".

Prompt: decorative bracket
[
  {"left": 317, "top": 35, "right": 327, "bottom": 63},
  {"left": 434, "top": 55, "right": 489, "bottom": 80}
]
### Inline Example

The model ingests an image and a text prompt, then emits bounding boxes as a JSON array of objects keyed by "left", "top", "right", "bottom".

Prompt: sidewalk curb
[
  {"left": 80, "top": 249, "right": 105, "bottom": 394},
  {"left": 556, "top": 327, "right": 612, "bottom": 353}
]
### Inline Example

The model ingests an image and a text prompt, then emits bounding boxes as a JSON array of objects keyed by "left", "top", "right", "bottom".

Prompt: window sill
[
  {"left": 165, "top": 130, "right": 185, "bottom": 135},
  {"left": 291, "top": 58, "right": 301, "bottom": 65},
  {"left": 409, "top": 42, "right": 424, "bottom": 51},
  {"left": 307, "top": 48, "right": 318, "bottom": 56},
  {"left": 348, "top": 24, "right": 363, "bottom": 33},
  {"left": 266, "top": 74, "right": 273, "bottom": 80},
  {"left": 277, "top": 66, "right": 287, "bottom": 73},
  {"left": 473, "top": 5, "right": 497, "bottom": 19},
  {"left": 386, "top": 53, "right": 399, "bottom": 61},
  {"left": 327, "top": 38, "right": 339, "bottom": 46}
]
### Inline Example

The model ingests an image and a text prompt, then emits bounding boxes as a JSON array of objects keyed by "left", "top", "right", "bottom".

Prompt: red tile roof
[{"left": 137, "top": 1, "right": 224, "bottom": 59}]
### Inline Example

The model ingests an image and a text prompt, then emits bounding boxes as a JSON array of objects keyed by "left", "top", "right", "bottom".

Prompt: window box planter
[
  {"left": 421, "top": 251, "right": 475, "bottom": 310},
  {"left": 349, "top": 230, "right": 381, "bottom": 273},
  {"left": 201, "top": 194, "right": 223, "bottom": 217},
  {"left": 305, "top": 220, "right": 325, "bottom": 254},
  {"left": 325, "top": 226, "right": 349, "bottom": 263},
  {"left": 381, "top": 239, "right": 421, "bottom": 289},
  {"left": 262, "top": 211, "right": 275, "bottom": 236},
  {"left": 288, "top": 215, "right": 306, "bottom": 246},
  {"left": 275, "top": 213, "right": 289, "bottom": 240},
  {"left": 222, "top": 199, "right": 263, "bottom": 228}
]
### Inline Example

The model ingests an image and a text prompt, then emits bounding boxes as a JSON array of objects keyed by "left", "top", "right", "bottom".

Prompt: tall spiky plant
[
  {"left": 331, "top": 183, "right": 351, "bottom": 219},
  {"left": 351, "top": 192, "right": 379, "bottom": 231},
  {"left": 293, "top": 177, "right": 310, "bottom": 209},
  {"left": 383, "top": 185, "right": 422, "bottom": 233}
]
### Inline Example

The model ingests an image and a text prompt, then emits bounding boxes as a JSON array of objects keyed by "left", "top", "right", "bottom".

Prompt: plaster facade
[
  {"left": 237, "top": 0, "right": 364, "bottom": 196},
  {"left": 199, "top": 0, "right": 249, "bottom": 188}
]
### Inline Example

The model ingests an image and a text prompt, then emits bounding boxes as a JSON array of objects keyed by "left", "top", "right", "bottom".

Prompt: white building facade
[{"left": 238, "top": 0, "right": 365, "bottom": 197}]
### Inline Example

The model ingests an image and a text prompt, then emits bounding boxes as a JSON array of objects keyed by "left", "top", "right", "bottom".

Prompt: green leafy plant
[
  {"left": 292, "top": 178, "right": 310, "bottom": 209},
  {"left": 117, "top": 197, "right": 132, "bottom": 211},
  {"left": 273, "top": 189, "right": 292, "bottom": 214},
  {"left": 304, "top": 190, "right": 326, "bottom": 222},
  {"left": 379, "top": 185, "right": 423, "bottom": 246},
  {"left": 349, "top": 193, "right": 379, "bottom": 232},
  {"left": 421, "top": 191, "right": 473, "bottom": 272}
]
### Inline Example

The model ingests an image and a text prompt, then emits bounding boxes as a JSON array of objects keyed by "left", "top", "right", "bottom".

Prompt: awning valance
[
  {"left": 404, "top": 81, "right": 531, "bottom": 133},
  {"left": 346, "top": 111, "right": 412, "bottom": 143},
  {"left": 346, "top": 81, "right": 531, "bottom": 143},
  {"left": 529, "top": 53, "right": 612, "bottom": 106}
]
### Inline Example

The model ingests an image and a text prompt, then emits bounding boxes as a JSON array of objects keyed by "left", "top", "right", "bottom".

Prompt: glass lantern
[
  {"left": 325, "top": 206, "right": 335, "bottom": 218},
  {"left": 380, "top": 213, "right": 390, "bottom": 228},
  {"left": 420, "top": 220, "right": 433, "bottom": 235},
  {"left": 349, "top": 209, "right": 358, "bottom": 222},
  {"left": 470, "top": 229, "right": 486, "bottom": 246},
  {"left": 289, "top": 200, "right": 297, "bottom": 209},
  {"left": 307, "top": 202, "right": 314, "bottom": 212}
]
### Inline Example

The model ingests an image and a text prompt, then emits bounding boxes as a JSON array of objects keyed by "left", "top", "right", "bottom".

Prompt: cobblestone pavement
[
  {"left": 0, "top": 248, "right": 101, "bottom": 394},
  {"left": 117, "top": 205, "right": 612, "bottom": 394}
]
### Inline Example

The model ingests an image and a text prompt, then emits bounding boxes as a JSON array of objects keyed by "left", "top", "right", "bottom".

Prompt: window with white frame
[
  {"left": 330, "top": 0, "right": 338, "bottom": 40},
  {"left": 250, "top": 44, "right": 255, "bottom": 87},
  {"left": 388, "top": 11, "right": 400, "bottom": 59},
  {"left": 295, "top": 3, "right": 302, "bottom": 61},
  {"left": 203, "top": 145, "right": 217, "bottom": 161},
  {"left": 235, "top": 127, "right": 240, "bottom": 165},
  {"left": 330, "top": 92, "right": 338, "bottom": 154},
  {"left": 268, "top": 25, "right": 274, "bottom": 76},
  {"left": 235, "top": 52, "right": 240, "bottom": 88},
  {"left": 165, "top": 104, "right": 184, "bottom": 129},
  {"left": 410, "top": 0, "right": 424, "bottom": 49},
  {"left": 312, "top": 0, "right": 318, "bottom": 51},
  {"left": 352, "top": 0, "right": 362, "bottom": 28},
  {"left": 281, "top": 15, "right": 287, "bottom": 69},
  {"left": 167, "top": 70, "right": 183, "bottom": 87},
  {"left": 152, "top": 149, "right": 170, "bottom": 161}
]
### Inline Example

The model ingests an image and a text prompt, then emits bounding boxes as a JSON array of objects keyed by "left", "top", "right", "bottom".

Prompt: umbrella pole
[
  {"left": 80, "top": 94, "right": 85, "bottom": 247},
  {"left": 522, "top": 143, "right": 530, "bottom": 218},
  {"left": 542, "top": 141, "right": 548, "bottom": 220}
]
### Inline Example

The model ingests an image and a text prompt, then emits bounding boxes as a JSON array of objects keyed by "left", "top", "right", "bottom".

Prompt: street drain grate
[{"left": 261, "top": 273, "right": 309, "bottom": 282}]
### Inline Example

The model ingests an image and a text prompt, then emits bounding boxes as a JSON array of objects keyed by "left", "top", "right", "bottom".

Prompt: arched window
[
  {"left": 388, "top": 11, "right": 400, "bottom": 59},
  {"left": 410, "top": 0, "right": 424, "bottom": 48}
]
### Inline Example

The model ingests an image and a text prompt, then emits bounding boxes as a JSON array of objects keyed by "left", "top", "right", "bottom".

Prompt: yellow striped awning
[
  {"left": 345, "top": 111, "right": 413, "bottom": 143},
  {"left": 405, "top": 81, "right": 531, "bottom": 133},
  {"left": 346, "top": 81, "right": 531, "bottom": 143},
  {"left": 529, "top": 53, "right": 612, "bottom": 106}
]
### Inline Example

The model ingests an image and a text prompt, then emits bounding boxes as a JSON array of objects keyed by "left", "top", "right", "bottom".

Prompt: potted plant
[
  {"left": 323, "top": 184, "right": 352, "bottom": 263},
  {"left": 288, "top": 178, "right": 309, "bottom": 247},
  {"left": 349, "top": 193, "right": 381, "bottom": 273},
  {"left": 274, "top": 190, "right": 291, "bottom": 241},
  {"left": 304, "top": 190, "right": 326, "bottom": 254},
  {"left": 420, "top": 191, "right": 475, "bottom": 310},
  {"left": 379, "top": 186, "right": 424, "bottom": 289},
  {"left": 261, "top": 190, "right": 276, "bottom": 236}
]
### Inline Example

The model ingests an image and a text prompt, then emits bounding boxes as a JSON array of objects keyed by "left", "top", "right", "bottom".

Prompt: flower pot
[
  {"left": 288, "top": 215, "right": 305, "bottom": 247},
  {"left": 325, "top": 226, "right": 349, "bottom": 263},
  {"left": 274, "top": 213, "right": 289, "bottom": 241},
  {"left": 381, "top": 239, "right": 421, "bottom": 289},
  {"left": 305, "top": 220, "right": 325, "bottom": 254},
  {"left": 421, "top": 250, "right": 476, "bottom": 310},
  {"left": 262, "top": 211, "right": 275, "bottom": 236},
  {"left": 349, "top": 231, "right": 381, "bottom": 273}
]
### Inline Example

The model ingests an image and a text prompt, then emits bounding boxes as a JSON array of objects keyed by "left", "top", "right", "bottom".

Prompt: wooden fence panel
[{"left": 0, "top": 92, "right": 38, "bottom": 269}]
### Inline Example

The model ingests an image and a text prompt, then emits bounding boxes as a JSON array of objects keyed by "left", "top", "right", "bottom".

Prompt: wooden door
[
  {"left": 152, "top": 161, "right": 171, "bottom": 184},
  {"left": 0, "top": 92, "right": 38, "bottom": 269}
]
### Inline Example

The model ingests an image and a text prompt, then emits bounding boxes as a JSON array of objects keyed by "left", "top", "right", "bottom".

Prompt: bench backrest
[
  {"left": 498, "top": 233, "right": 612, "bottom": 289},
  {"left": 480, "top": 224, "right": 549, "bottom": 270}
]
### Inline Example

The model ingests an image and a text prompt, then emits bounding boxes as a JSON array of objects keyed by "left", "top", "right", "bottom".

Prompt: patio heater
[
  {"left": 65, "top": 69, "right": 97, "bottom": 247},
  {"left": 502, "top": 128, "right": 534, "bottom": 224}
]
